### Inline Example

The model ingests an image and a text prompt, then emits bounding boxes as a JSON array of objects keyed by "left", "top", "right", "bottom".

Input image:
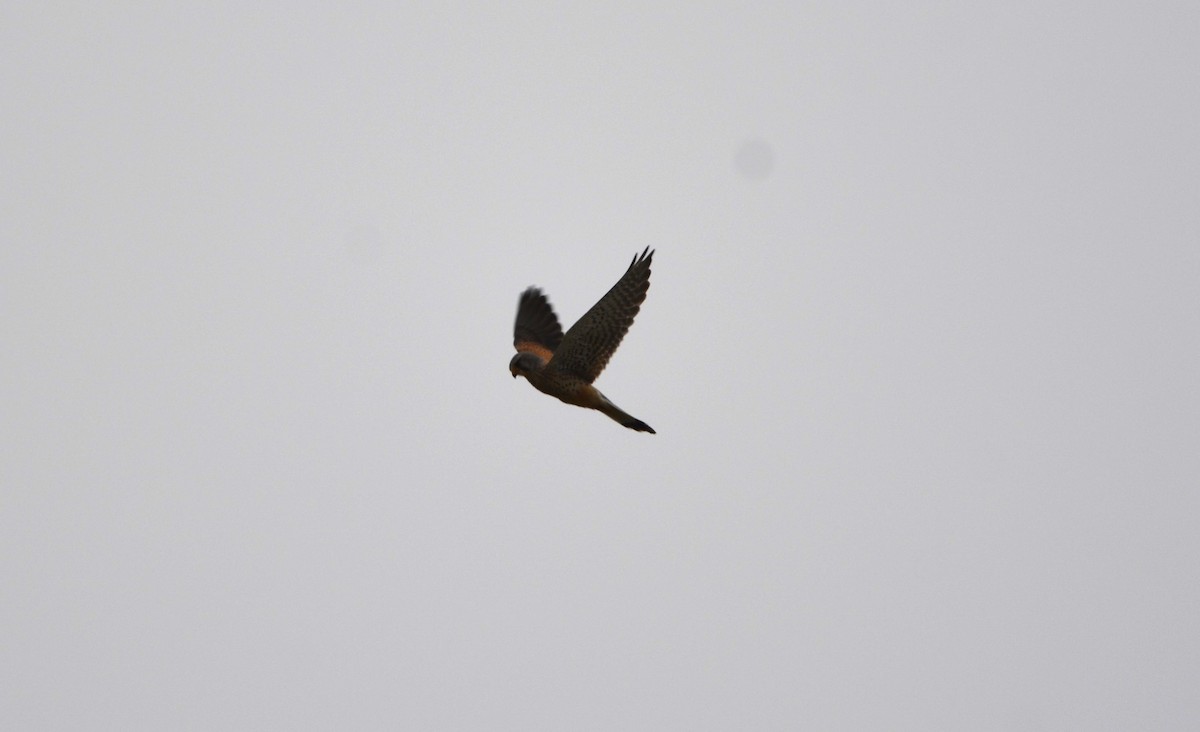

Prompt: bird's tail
[{"left": 596, "top": 392, "right": 656, "bottom": 434}]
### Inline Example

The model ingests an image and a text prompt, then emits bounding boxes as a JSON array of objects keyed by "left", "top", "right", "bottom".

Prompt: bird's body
[{"left": 509, "top": 248, "right": 656, "bottom": 433}]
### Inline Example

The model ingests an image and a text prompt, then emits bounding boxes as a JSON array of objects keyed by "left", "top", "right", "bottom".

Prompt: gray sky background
[{"left": 3, "top": 3, "right": 1198, "bottom": 729}]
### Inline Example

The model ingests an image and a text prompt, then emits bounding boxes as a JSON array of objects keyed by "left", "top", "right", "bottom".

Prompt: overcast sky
[{"left": 3, "top": 3, "right": 1198, "bottom": 730}]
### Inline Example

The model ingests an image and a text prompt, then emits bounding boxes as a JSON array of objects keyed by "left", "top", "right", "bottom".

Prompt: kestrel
[{"left": 510, "top": 248, "right": 656, "bottom": 434}]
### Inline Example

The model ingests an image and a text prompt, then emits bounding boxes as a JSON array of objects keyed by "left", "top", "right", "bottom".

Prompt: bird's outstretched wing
[
  {"left": 548, "top": 247, "right": 653, "bottom": 383},
  {"left": 513, "top": 287, "right": 563, "bottom": 362}
]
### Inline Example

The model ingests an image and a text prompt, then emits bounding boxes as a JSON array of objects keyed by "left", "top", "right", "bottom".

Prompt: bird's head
[{"left": 509, "top": 352, "right": 544, "bottom": 380}]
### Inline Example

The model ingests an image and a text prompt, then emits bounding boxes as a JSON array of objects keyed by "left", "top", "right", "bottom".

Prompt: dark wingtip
[{"left": 629, "top": 246, "right": 654, "bottom": 269}]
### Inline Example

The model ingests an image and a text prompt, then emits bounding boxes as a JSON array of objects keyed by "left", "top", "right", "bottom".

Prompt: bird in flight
[{"left": 510, "top": 248, "right": 656, "bottom": 433}]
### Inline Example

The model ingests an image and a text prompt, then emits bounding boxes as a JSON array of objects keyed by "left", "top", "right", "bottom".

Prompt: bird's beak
[{"left": 511, "top": 372, "right": 517, "bottom": 378}]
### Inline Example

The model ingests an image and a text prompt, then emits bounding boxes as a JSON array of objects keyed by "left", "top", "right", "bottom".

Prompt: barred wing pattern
[{"left": 548, "top": 247, "right": 653, "bottom": 383}]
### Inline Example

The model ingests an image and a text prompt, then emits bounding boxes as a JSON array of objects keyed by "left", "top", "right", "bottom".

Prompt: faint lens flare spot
[{"left": 734, "top": 138, "right": 775, "bottom": 180}]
